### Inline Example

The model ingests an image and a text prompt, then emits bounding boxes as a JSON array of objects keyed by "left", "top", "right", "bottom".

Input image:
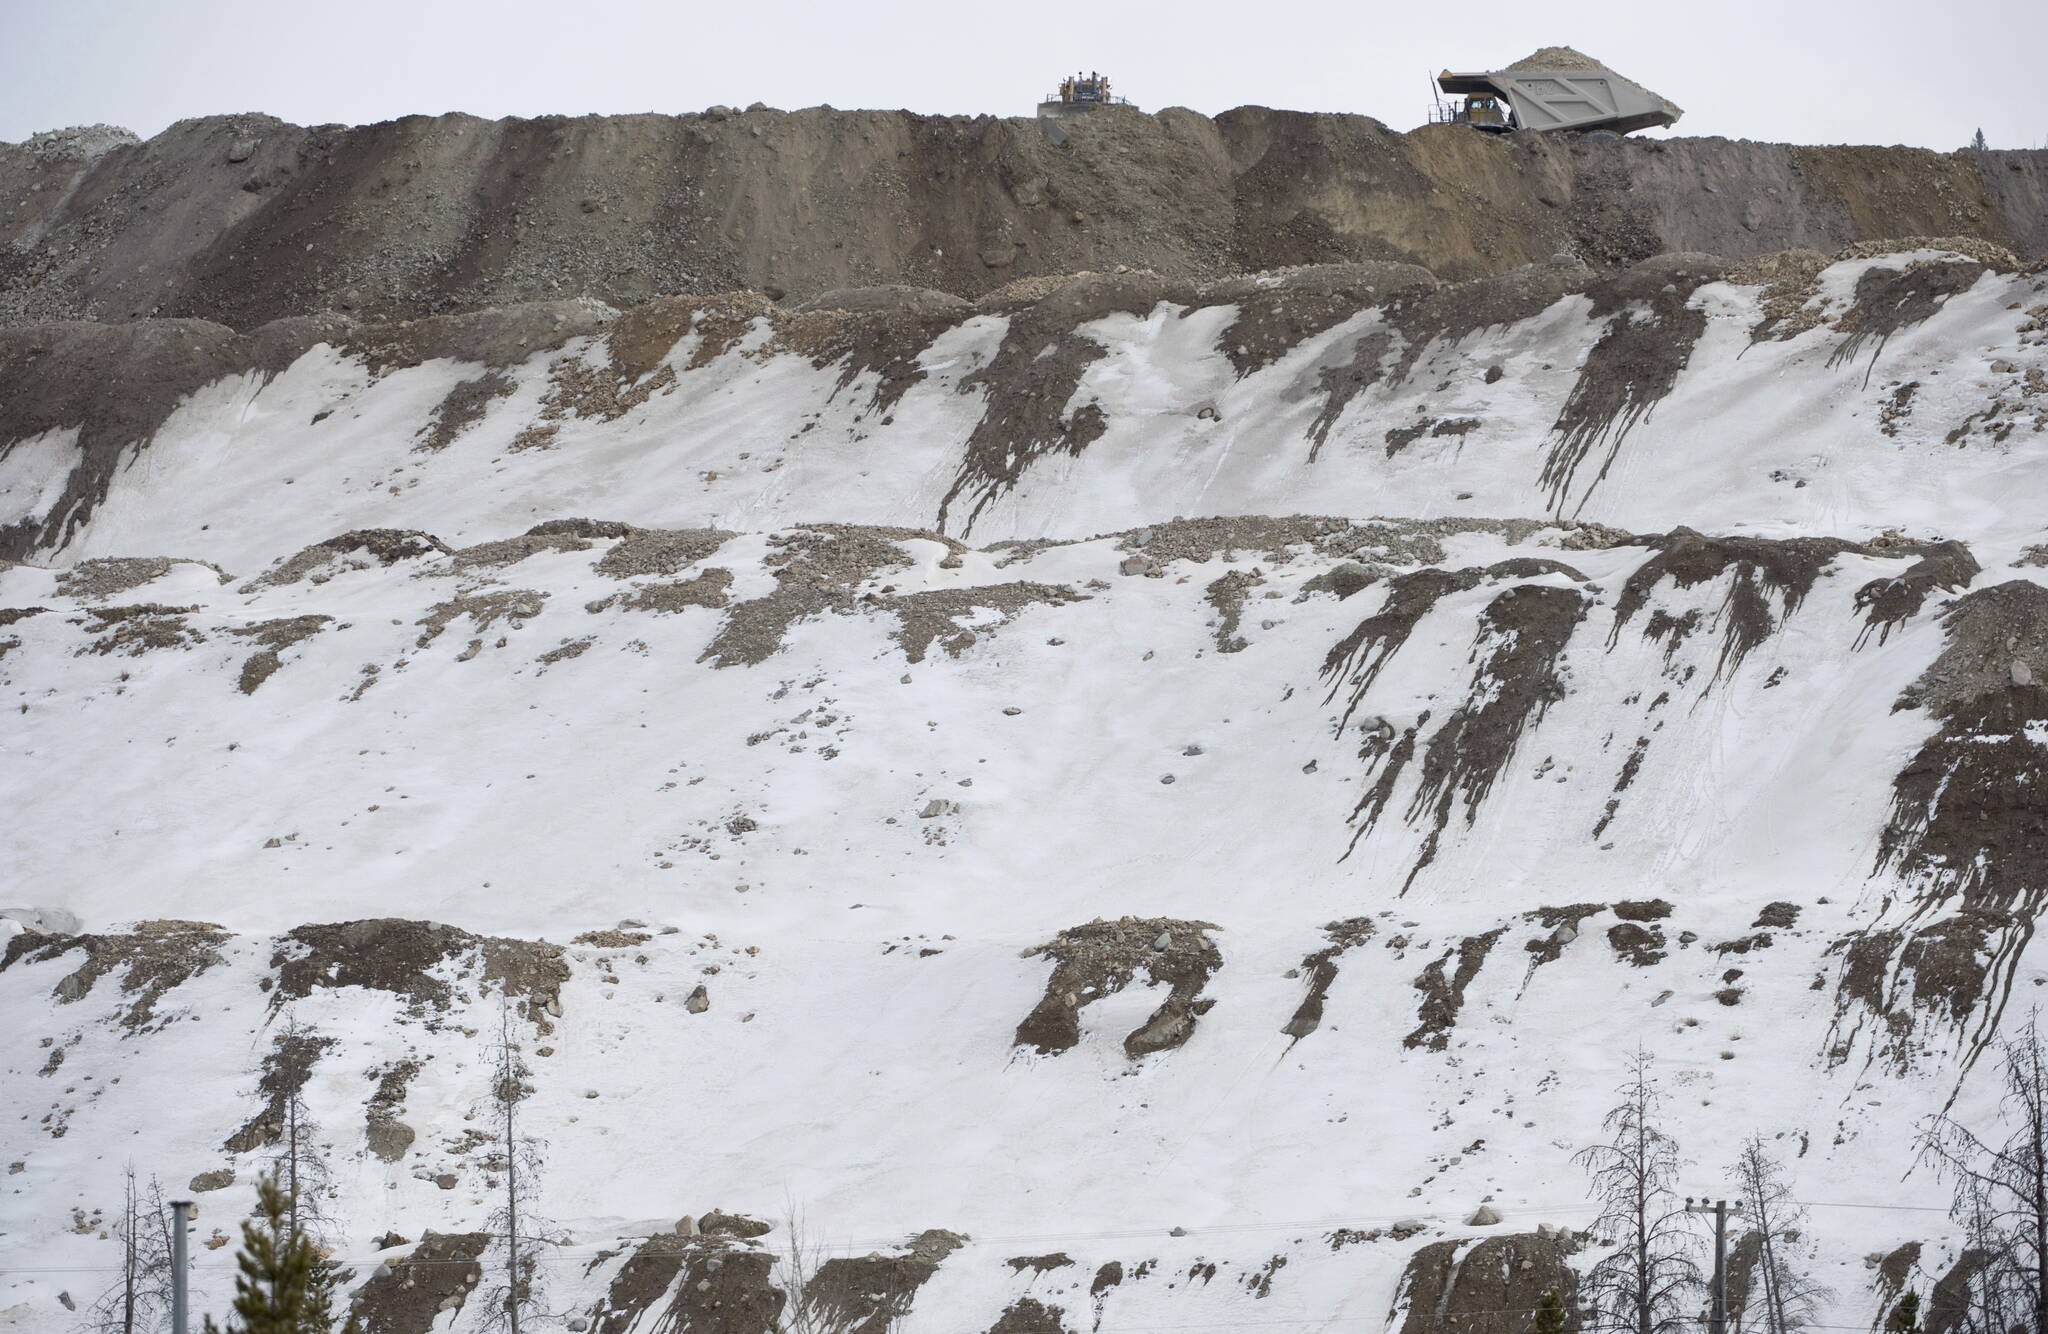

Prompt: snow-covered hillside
[{"left": 3, "top": 245, "right": 2047, "bottom": 1333}]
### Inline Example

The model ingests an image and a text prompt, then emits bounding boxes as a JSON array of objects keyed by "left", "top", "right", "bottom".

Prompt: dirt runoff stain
[
  {"left": 1015, "top": 917, "right": 1223, "bottom": 1060},
  {"left": 1611, "top": 528, "right": 1859, "bottom": 685},
  {"left": 1334, "top": 581, "right": 1589, "bottom": 888},
  {"left": 795, "top": 1230, "right": 965, "bottom": 1334},
  {"left": 1838, "top": 580, "right": 2048, "bottom": 1070},
  {"left": 1305, "top": 266, "right": 1589, "bottom": 461},
  {"left": 1283, "top": 917, "right": 1376, "bottom": 1041},
  {"left": 1541, "top": 256, "right": 1726, "bottom": 518},
  {"left": 938, "top": 274, "right": 1190, "bottom": 536},
  {"left": 585, "top": 1231, "right": 782, "bottom": 1334},
  {"left": 223, "top": 1024, "right": 337, "bottom": 1153},
  {"left": 1852, "top": 540, "right": 1979, "bottom": 648},
  {"left": 1406, "top": 928, "right": 1506, "bottom": 1050},
  {"left": 1827, "top": 259, "right": 1986, "bottom": 389}
]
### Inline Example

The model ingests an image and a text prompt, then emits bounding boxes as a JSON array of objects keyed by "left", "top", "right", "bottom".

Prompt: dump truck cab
[{"left": 1446, "top": 93, "right": 1512, "bottom": 131}]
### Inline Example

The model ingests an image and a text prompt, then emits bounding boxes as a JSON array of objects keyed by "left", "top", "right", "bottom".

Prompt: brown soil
[
  {"left": 1844, "top": 580, "right": 2048, "bottom": 1070},
  {"left": 271, "top": 920, "right": 568, "bottom": 1029},
  {"left": 592, "top": 527, "right": 734, "bottom": 578},
  {"left": 74, "top": 602, "right": 204, "bottom": 656},
  {"left": 1283, "top": 918, "right": 1377, "bottom": 1040},
  {"left": 1204, "top": 570, "right": 1263, "bottom": 653},
  {"left": 799, "top": 1239, "right": 958, "bottom": 1334},
  {"left": 415, "top": 588, "right": 547, "bottom": 648},
  {"left": 55, "top": 556, "right": 230, "bottom": 599},
  {"left": 940, "top": 273, "right": 1193, "bottom": 535},
  {"left": 228, "top": 614, "right": 332, "bottom": 693},
  {"left": 3, "top": 110, "right": 2041, "bottom": 332},
  {"left": 588, "top": 568, "right": 734, "bottom": 617},
  {"left": 223, "top": 1025, "right": 337, "bottom": 1152},
  {"left": 1, "top": 920, "right": 229, "bottom": 1030},
  {"left": 365, "top": 1059, "right": 421, "bottom": 1162},
  {"left": 1391, "top": 1233, "right": 1580, "bottom": 1334},
  {"left": 1854, "top": 540, "right": 1979, "bottom": 647},
  {"left": 1542, "top": 255, "right": 1727, "bottom": 516},
  {"left": 885, "top": 582, "right": 1085, "bottom": 663},
  {"left": 1364, "top": 583, "right": 1589, "bottom": 886},
  {"left": 1607, "top": 922, "right": 1669, "bottom": 968},
  {"left": 1015, "top": 917, "right": 1223, "bottom": 1059},
  {"left": 1611, "top": 529, "right": 1860, "bottom": 681},
  {"left": 349, "top": 1230, "right": 489, "bottom": 1334},
  {"left": 245, "top": 529, "right": 454, "bottom": 591},
  {"left": 985, "top": 1298, "right": 1074, "bottom": 1334},
  {"left": 1406, "top": 928, "right": 1507, "bottom": 1050},
  {"left": 416, "top": 370, "right": 515, "bottom": 451},
  {"left": 586, "top": 1232, "right": 782, "bottom": 1334},
  {"left": 699, "top": 526, "right": 945, "bottom": 667},
  {"left": 1828, "top": 260, "right": 1988, "bottom": 387}
]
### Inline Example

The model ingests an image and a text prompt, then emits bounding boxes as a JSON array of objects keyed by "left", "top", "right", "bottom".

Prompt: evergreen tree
[
  {"left": 1885, "top": 1290, "right": 1921, "bottom": 1334},
  {"left": 1969, "top": 128, "right": 1989, "bottom": 152},
  {"left": 201, "top": 1174, "right": 358, "bottom": 1334},
  {"left": 1533, "top": 1286, "right": 1572, "bottom": 1334}
]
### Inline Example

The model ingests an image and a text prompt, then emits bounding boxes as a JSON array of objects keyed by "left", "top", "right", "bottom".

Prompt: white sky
[{"left": 1, "top": 0, "right": 2043, "bottom": 150}]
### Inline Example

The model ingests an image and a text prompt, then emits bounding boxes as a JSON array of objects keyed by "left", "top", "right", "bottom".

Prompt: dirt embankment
[{"left": 3, "top": 107, "right": 2043, "bottom": 327}]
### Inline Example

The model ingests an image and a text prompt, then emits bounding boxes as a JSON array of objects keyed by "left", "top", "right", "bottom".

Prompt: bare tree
[
  {"left": 774, "top": 1196, "right": 831, "bottom": 1334},
  {"left": 86, "top": 1167, "right": 176, "bottom": 1333},
  {"left": 1575, "top": 1051, "right": 1704, "bottom": 1334},
  {"left": 1730, "top": 1136, "right": 1831, "bottom": 1334},
  {"left": 476, "top": 999, "right": 552, "bottom": 1334},
  {"left": 270, "top": 1016, "right": 334, "bottom": 1242},
  {"left": 1922, "top": 1011, "right": 2048, "bottom": 1334}
]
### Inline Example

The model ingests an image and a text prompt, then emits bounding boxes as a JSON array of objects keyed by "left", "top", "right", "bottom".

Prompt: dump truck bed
[{"left": 1438, "top": 52, "right": 1681, "bottom": 134}]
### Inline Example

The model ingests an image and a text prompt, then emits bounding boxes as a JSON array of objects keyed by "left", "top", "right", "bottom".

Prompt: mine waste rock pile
[{"left": 1, "top": 100, "right": 2047, "bottom": 1332}]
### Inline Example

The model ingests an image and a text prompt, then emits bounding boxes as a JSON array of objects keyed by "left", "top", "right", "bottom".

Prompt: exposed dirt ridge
[
  {"left": 4, "top": 108, "right": 2044, "bottom": 329},
  {"left": 0, "top": 247, "right": 2022, "bottom": 559}
]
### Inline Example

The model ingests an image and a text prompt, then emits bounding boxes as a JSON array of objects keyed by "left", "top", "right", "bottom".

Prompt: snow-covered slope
[{"left": 2, "top": 247, "right": 2047, "bottom": 1333}]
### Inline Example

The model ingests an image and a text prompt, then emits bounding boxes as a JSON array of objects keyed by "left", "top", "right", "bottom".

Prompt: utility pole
[
  {"left": 1686, "top": 1197, "right": 1732, "bottom": 1334},
  {"left": 168, "top": 1199, "right": 193, "bottom": 1334}
]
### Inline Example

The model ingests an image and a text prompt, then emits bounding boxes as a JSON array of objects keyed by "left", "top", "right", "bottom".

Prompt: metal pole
[
  {"left": 1709, "top": 1199, "right": 1729, "bottom": 1334},
  {"left": 169, "top": 1199, "right": 193, "bottom": 1334}
]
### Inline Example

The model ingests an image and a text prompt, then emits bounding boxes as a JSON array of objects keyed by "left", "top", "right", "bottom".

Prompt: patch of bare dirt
[
  {"left": 1407, "top": 928, "right": 1507, "bottom": 1050},
  {"left": 271, "top": 920, "right": 568, "bottom": 1030},
  {"left": 244, "top": 529, "right": 453, "bottom": 591},
  {"left": 1015, "top": 917, "right": 1223, "bottom": 1059},
  {"left": 1542, "top": 255, "right": 1727, "bottom": 516},
  {"left": 415, "top": 370, "right": 514, "bottom": 451},
  {"left": 1283, "top": 917, "right": 1376, "bottom": 1040},
  {"left": 0, "top": 920, "right": 229, "bottom": 1031},
  {"left": 55, "top": 556, "right": 229, "bottom": 600},
  {"left": 73, "top": 602, "right": 204, "bottom": 655},
  {"left": 1391, "top": 1233, "right": 1580, "bottom": 1334},
  {"left": 349, "top": 1231, "right": 490, "bottom": 1334},
  {"left": 229, "top": 614, "right": 332, "bottom": 693}
]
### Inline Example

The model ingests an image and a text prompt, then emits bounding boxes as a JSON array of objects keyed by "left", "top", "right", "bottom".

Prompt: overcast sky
[{"left": 2, "top": 0, "right": 2042, "bottom": 150}]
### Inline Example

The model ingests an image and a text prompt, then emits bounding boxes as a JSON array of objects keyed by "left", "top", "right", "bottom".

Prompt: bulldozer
[
  {"left": 1431, "top": 47, "right": 1682, "bottom": 135},
  {"left": 1038, "top": 71, "right": 1137, "bottom": 120}
]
